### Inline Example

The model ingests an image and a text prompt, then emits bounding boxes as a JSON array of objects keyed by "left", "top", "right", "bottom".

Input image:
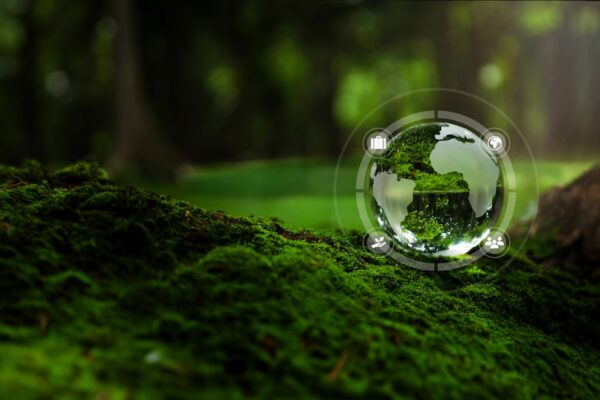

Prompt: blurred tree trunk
[
  {"left": 539, "top": 3, "right": 600, "bottom": 156},
  {"left": 108, "top": 0, "right": 183, "bottom": 177},
  {"left": 531, "top": 165, "right": 600, "bottom": 277},
  {"left": 325, "top": 65, "right": 341, "bottom": 158},
  {"left": 220, "top": 2, "right": 250, "bottom": 161},
  {"left": 221, "top": 1, "right": 283, "bottom": 161},
  {"left": 17, "top": 7, "right": 43, "bottom": 162}
]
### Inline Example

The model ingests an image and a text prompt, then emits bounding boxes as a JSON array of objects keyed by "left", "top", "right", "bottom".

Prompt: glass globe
[{"left": 370, "top": 122, "right": 503, "bottom": 259}]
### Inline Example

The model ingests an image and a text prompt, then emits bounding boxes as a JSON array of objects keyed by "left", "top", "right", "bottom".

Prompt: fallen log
[{"left": 530, "top": 164, "right": 600, "bottom": 275}]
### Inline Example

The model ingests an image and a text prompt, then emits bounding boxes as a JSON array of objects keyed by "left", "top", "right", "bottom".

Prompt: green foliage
[
  {"left": 377, "top": 123, "right": 470, "bottom": 192},
  {"left": 1, "top": 162, "right": 599, "bottom": 399},
  {"left": 413, "top": 170, "right": 468, "bottom": 192},
  {"left": 379, "top": 123, "right": 438, "bottom": 179},
  {"left": 402, "top": 210, "right": 444, "bottom": 242}
]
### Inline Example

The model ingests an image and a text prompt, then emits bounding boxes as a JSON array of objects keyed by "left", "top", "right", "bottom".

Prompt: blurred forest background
[{"left": 0, "top": 0, "right": 598, "bottom": 228}]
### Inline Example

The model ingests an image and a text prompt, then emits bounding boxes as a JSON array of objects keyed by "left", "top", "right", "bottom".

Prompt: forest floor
[
  {"left": 0, "top": 162, "right": 598, "bottom": 399},
  {"left": 135, "top": 158, "right": 595, "bottom": 230}
]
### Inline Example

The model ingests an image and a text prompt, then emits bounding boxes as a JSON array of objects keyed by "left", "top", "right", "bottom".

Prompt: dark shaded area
[{"left": 0, "top": 1, "right": 599, "bottom": 173}]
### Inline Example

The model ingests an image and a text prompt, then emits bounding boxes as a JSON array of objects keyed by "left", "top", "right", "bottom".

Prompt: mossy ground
[{"left": 0, "top": 162, "right": 599, "bottom": 399}]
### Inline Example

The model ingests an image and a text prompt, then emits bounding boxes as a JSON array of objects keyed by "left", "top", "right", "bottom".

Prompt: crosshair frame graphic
[
  {"left": 355, "top": 111, "right": 515, "bottom": 271},
  {"left": 333, "top": 88, "right": 539, "bottom": 278}
]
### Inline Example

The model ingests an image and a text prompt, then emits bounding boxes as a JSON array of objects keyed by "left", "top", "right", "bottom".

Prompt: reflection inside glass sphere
[{"left": 369, "top": 122, "right": 503, "bottom": 259}]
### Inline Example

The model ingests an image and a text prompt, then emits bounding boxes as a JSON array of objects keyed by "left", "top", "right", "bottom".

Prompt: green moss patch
[
  {"left": 377, "top": 123, "right": 470, "bottom": 192},
  {"left": 0, "top": 162, "right": 598, "bottom": 399}
]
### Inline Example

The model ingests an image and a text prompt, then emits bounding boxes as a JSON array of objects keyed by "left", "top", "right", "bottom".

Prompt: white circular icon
[
  {"left": 363, "top": 229, "right": 393, "bottom": 256},
  {"left": 480, "top": 128, "right": 510, "bottom": 157},
  {"left": 363, "top": 129, "right": 391, "bottom": 157},
  {"left": 487, "top": 135, "right": 503, "bottom": 151},
  {"left": 481, "top": 229, "right": 510, "bottom": 257}
]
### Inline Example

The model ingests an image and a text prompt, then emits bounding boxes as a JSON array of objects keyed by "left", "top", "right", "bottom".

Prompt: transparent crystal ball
[{"left": 370, "top": 122, "right": 503, "bottom": 258}]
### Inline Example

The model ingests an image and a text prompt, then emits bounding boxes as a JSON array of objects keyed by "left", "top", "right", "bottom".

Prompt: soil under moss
[{"left": 0, "top": 162, "right": 599, "bottom": 399}]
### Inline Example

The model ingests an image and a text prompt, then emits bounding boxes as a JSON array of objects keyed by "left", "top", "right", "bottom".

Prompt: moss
[
  {"left": 0, "top": 162, "right": 598, "bottom": 399},
  {"left": 402, "top": 210, "right": 445, "bottom": 242},
  {"left": 377, "top": 123, "right": 470, "bottom": 192}
]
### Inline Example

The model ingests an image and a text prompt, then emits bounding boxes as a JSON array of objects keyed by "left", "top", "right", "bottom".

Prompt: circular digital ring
[{"left": 355, "top": 111, "right": 520, "bottom": 271}]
